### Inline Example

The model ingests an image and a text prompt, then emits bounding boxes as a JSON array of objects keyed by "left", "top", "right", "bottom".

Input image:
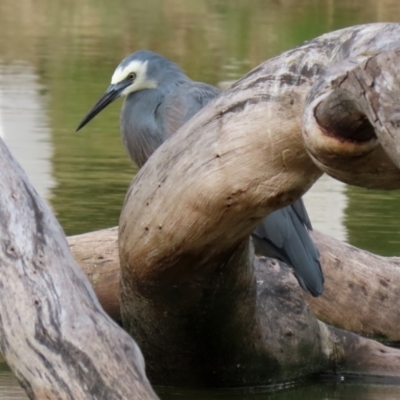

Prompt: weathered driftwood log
[
  {"left": 0, "top": 143, "right": 158, "bottom": 398},
  {"left": 115, "top": 23, "right": 400, "bottom": 386},
  {"left": 307, "top": 231, "right": 400, "bottom": 342},
  {"left": 69, "top": 227, "right": 400, "bottom": 342}
]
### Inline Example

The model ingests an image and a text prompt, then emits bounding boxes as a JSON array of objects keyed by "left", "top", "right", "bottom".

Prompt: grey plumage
[
  {"left": 252, "top": 200, "right": 322, "bottom": 296},
  {"left": 77, "top": 50, "right": 324, "bottom": 296},
  {"left": 122, "top": 77, "right": 220, "bottom": 167}
]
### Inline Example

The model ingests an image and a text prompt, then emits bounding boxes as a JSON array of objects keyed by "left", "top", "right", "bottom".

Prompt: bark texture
[
  {"left": 116, "top": 23, "right": 400, "bottom": 386},
  {"left": 0, "top": 142, "right": 157, "bottom": 399}
]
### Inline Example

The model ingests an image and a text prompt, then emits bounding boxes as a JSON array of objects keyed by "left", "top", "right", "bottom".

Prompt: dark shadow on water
[
  {"left": 0, "top": 363, "right": 400, "bottom": 399},
  {"left": 157, "top": 377, "right": 400, "bottom": 400}
]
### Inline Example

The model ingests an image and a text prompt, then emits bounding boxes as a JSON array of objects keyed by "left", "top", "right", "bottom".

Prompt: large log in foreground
[
  {"left": 0, "top": 143, "right": 158, "bottom": 398},
  {"left": 116, "top": 23, "right": 400, "bottom": 386}
]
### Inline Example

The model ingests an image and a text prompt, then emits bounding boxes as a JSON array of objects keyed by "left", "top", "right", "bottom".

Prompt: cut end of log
[
  {"left": 302, "top": 52, "right": 400, "bottom": 189},
  {"left": 303, "top": 92, "right": 379, "bottom": 158}
]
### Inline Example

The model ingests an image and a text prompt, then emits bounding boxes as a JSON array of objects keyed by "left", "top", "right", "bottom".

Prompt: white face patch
[{"left": 111, "top": 60, "right": 157, "bottom": 96}]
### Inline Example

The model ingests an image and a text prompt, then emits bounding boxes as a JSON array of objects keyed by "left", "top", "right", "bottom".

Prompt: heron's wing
[
  {"left": 159, "top": 82, "right": 221, "bottom": 138},
  {"left": 252, "top": 203, "right": 324, "bottom": 297}
]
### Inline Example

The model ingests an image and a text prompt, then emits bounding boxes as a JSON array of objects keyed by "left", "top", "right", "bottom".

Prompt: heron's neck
[
  {"left": 120, "top": 89, "right": 166, "bottom": 168},
  {"left": 121, "top": 71, "right": 191, "bottom": 167}
]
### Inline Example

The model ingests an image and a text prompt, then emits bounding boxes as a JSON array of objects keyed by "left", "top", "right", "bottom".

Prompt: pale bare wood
[
  {"left": 0, "top": 141, "right": 158, "bottom": 399},
  {"left": 116, "top": 23, "right": 400, "bottom": 385},
  {"left": 120, "top": 24, "right": 400, "bottom": 296}
]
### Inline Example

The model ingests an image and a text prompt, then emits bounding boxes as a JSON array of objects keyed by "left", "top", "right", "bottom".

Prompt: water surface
[{"left": 2, "top": 369, "right": 400, "bottom": 400}]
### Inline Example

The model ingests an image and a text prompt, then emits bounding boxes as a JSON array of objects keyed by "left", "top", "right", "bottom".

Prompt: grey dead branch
[
  {"left": 0, "top": 144, "right": 158, "bottom": 399},
  {"left": 2, "top": 22, "right": 400, "bottom": 398}
]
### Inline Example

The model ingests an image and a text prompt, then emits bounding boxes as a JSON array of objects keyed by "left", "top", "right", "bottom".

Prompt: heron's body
[
  {"left": 122, "top": 79, "right": 220, "bottom": 167},
  {"left": 77, "top": 50, "right": 324, "bottom": 297}
]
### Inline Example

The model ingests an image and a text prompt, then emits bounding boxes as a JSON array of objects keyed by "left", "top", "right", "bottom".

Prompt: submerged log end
[{"left": 321, "top": 322, "right": 400, "bottom": 378}]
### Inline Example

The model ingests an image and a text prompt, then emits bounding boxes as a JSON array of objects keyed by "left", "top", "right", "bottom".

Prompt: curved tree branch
[{"left": 116, "top": 23, "right": 400, "bottom": 386}]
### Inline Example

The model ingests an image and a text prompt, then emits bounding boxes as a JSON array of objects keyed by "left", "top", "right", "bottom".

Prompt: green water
[{"left": 0, "top": 0, "right": 400, "bottom": 398}]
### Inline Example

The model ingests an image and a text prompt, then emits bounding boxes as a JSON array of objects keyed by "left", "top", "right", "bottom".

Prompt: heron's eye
[{"left": 128, "top": 72, "right": 136, "bottom": 81}]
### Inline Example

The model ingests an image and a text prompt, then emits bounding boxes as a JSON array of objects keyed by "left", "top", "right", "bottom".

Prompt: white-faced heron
[{"left": 77, "top": 50, "right": 324, "bottom": 296}]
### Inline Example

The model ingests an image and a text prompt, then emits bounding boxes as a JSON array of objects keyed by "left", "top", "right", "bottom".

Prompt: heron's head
[{"left": 76, "top": 50, "right": 183, "bottom": 131}]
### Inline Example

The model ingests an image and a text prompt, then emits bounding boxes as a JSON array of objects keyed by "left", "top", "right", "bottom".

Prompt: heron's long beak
[{"left": 76, "top": 81, "right": 130, "bottom": 131}]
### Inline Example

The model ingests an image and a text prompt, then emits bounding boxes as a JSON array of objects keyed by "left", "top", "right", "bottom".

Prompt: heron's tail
[{"left": 251, "top": 199, "right": 324, "bottom": 297}]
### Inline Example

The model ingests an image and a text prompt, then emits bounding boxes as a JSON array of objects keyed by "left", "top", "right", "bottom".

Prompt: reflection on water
[
  {"left": 0, "top": 63, "right": 55, "bottom": 201},
  {"left": 0, "top": 367, "right": 25, "bottom": 399},
  {"left": 0, "top": 0, "right": 400, "bottom": 398},
  {"left": 304, "top": 175, "right": 348, "bottom": 243},
  {"left": 346, "top": 186, "right": 400, "bottom": 255}
]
